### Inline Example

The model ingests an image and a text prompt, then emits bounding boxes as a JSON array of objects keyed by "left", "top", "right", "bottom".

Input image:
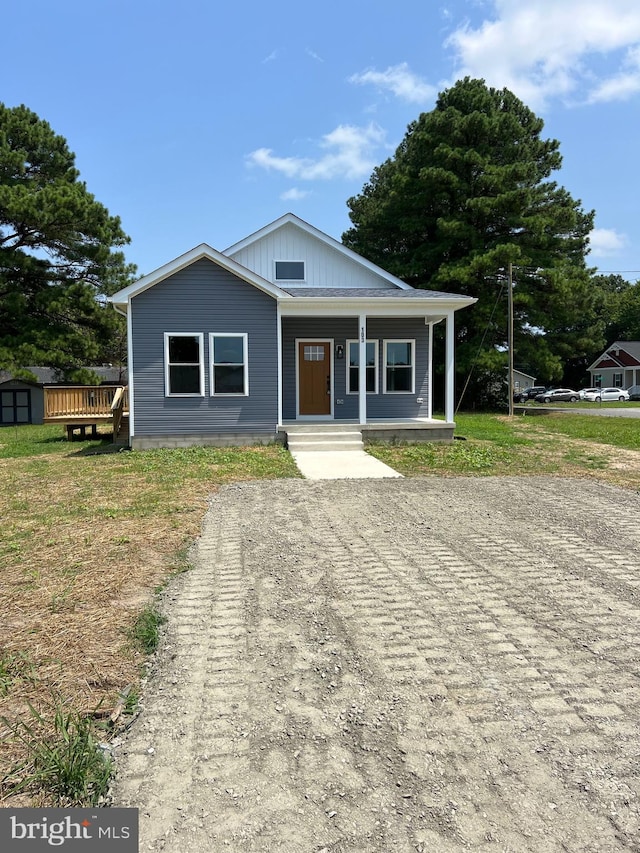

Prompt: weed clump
[{"left": 1, "top": 697, "right": 111, "bottom": 805}]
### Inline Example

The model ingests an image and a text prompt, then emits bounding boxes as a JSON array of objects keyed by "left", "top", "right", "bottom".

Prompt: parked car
[
  {"left": 534, "top": 388, "right": 580, "bottom": 403},
  {"left": 582, "top": 387, "right": 630, "bottom": 402},
  {"left": 514, "top": 385, "right": 547, "bottom": 402},
  {"left": 627, "top": 385, "right": 640, "bottom": 401},
  {"left": 579, "top": 387, "right": 600, "bottom": 400}
]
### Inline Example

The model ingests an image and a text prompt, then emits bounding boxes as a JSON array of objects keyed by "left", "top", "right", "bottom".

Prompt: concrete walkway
[{"left": 290, "top": 449, "right": 403, "bottom": 479}]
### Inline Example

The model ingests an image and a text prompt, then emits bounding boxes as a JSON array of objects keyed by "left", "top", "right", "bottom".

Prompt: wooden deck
[{"left": 44, "top": 385, "right": 129, "bottom": 439}]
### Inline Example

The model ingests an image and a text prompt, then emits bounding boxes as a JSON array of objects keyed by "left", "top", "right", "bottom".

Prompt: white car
[
  {"left": 583, "top": 387, "right": 630, "bottom": 402},
  {"left": 579, "top": 387, "right": 600, "bottom": 400}
]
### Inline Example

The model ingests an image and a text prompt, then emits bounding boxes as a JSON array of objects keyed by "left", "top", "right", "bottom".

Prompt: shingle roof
[
  {"left": 280, "top": 287, "right": 470, "bottom": 299},
  {"left": 611, "top": 341, "right": 640, "bottom": 360},
  {"left": 0, "top": 366, "right": 126, "bottom": 385},
  {"left": 588, "top": 341, "right": 640, "bottom": 371}
]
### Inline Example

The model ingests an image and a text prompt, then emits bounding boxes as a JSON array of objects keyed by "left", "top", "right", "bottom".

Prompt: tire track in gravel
[
  {"left": 306, "top": 482, "right": 639, "bottom": 851},
  {"left": 113, "top": 477, "right": 640, "bottom": 852}
]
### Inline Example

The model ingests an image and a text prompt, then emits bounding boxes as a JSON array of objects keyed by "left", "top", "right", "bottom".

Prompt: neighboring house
[
  {"left": 512, "top": 369, "right": 537, "bottom": 394},
  {"left": 587, "top": 342, "right": 640, "bottom": 389},
  {"left": 109, "top": 214, "right": 476, "bottom": 450},
  {"left": 0, "top": 366, "right": 126, "bottom": 427}
]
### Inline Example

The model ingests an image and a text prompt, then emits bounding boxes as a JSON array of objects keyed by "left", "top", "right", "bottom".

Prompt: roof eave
[
  {"left": 278, "top": 295, "right": 477, "bottom": 315},
  {"left": 279, "top": 294, "right": 476, "bottom": 306}
]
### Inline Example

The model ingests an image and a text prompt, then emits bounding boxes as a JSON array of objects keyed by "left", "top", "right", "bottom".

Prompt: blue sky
[{"left": 5, "top": 0, "right": 640, "bottom": 280}]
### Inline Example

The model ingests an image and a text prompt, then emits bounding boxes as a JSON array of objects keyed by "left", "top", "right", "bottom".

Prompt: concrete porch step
[
  {"left": 284, "top": 423, "right": 361, "bottom": 434},
  {"left": 288, "top": 439, "right": 365, "bottom": 452},
  {"left": 285, "top": 425, "right": 364, "bottom": 452}
]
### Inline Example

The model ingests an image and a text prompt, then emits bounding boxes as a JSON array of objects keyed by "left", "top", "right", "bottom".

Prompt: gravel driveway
[{"left": 113, "top": 477, "right": 640, "bottom": 852}]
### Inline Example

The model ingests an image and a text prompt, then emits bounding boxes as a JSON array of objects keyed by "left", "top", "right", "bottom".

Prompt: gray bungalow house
[
  {"left": 587, "top": 341, "right": 640, "bottom": 389},
  {"left": 109, "top": 214, "right": 476, "bottom": 449}
]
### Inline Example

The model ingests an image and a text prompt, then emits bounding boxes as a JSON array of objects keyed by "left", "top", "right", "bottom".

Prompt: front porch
[{"left": 279, "top": 417, "right": 456, "bottom": 449}]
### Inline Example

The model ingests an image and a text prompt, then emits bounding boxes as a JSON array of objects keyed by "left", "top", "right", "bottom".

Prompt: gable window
[
  {"left": 164, "top": 333, "right": 204, "bottom": 396},
  {"left": 384, "top": 340, "right": 414, "bottom": 393},
  {"left": 347, "top": 340, "right": 378, "bottom": 394},
  {"left": 210, "top": 333, "right": 248, "bottom": 396},
  {"left": 275, "top": 260, "right": 305, "bottom": 281}
]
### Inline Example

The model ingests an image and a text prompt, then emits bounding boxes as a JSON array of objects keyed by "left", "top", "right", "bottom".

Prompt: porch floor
[{"left": 279, "top": 418, "right": 455, "bottom": 443}]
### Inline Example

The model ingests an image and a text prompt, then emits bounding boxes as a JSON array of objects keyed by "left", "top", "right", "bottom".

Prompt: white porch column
[
  {"left": 358, "top": 313, "right": 367, "bottom": 425},
  {"left": 445, "top": 310, "right": 455, "bottom": 423},
  {"left": 427, "top": 321, "right": 434, "bottom": 420},
  {"left": 276, "top": 304, "right": 283, "bottom": 426}
]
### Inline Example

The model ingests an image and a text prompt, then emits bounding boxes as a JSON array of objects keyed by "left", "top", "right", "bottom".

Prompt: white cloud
[
  {"left": 588, "top": 45, "right": 640, "bottom": 102},
  {"left": 280, "top": 187, "right": 310, "bottom": 201},
  {"left": 349, "top": 62, "right": 437, "bottom": 104},
  {"left": 246, "top": 123, "right": 386, "bottom": 181},
  {"left": 306, "top": 48, "right": 324, "bottom": 63},
  {"left": 446, "top": 0, "right": 640, "bottom": 107},
  {"left": 589, "top": 227, "right": 628, "bottom": 256}
]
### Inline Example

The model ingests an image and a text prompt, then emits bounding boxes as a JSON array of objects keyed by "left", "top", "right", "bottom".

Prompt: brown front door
[{"left": 298, "top": 341, "right": 331, "bottom": 416}]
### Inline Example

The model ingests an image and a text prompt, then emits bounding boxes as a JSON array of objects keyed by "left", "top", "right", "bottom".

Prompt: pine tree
[
  {"left": 0, "top": 103, "right": 135, "bottom": 379},
  {"left": 343, "top": 78, "right": 599, "bottom": 406}
]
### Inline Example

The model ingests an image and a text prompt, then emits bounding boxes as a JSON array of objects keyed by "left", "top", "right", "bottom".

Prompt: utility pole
[{"left": 508, "top": 262, "right": 514, "bottom": 416}]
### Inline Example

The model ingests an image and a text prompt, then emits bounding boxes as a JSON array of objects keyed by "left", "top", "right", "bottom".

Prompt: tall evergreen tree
[
  {"left": 343, "top": 78, "right": 598, "bottom": 407},
  {"left": 591, "top": 274, "right": 640, "bottom": 344},
  {"left": 0, "top": 103, "right": 135, "bottom": 380}
]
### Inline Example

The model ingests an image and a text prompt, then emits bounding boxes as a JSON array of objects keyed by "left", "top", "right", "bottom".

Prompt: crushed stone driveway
[{"left": 112, "top": 477, "right": 640, "bottom": 852}]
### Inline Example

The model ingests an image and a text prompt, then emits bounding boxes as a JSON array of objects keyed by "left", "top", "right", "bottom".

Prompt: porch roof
[
  {"left": 278, "top": 286, "right": 476, "bottom": 318},
  {"left": 280, "top": 287, "right": 471, "bottom": 299}
]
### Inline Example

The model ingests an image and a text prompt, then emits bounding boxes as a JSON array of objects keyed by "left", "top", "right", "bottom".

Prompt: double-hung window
[
  {"left": 347, "top": 340, "right": 378, "bottom": 394},
  {"left": 210, "top": 333, "right": 248, "bottom": 396},
  {"left": 383, "top": 340, "right": 414, "bottom": 393},
  {"left": 164, "top": 333, "right": 204, "bottom": 396}
]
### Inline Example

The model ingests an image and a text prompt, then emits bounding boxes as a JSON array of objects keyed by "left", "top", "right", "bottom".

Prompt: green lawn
[{"left": 368, "top": 411, "right": 640, "bottom": 480}]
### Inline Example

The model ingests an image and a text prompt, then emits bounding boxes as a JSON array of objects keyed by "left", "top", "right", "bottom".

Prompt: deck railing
[
  {"left": 110, "top": 386, "right": 129, "bottom": 437},
  {"left": 44, "top": 385, "right": 126, "bottom": 419}
]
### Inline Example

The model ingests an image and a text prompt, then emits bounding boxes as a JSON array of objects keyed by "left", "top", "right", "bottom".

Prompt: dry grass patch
[{"left": 0, "top": 427, "right": 299, "bottom": 803}]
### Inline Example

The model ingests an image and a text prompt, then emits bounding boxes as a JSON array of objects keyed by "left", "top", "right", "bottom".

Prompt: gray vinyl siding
[
  {"left": 131, "top": 258, "right": 278, "bottom": 437},
  {"left": 282, "top": 317, "right": 430, "bottom": 420}
]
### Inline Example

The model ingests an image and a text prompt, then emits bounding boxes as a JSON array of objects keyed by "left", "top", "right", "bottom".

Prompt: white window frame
[
  {"left": 346, "top": 339, "right": 379, "bottom": 395},
  {"left": 613, "top": 372, "right": 623, "bottom": 388},
  {"left": 164, "top": 332, "right": 204, "bottom": 397},
  {"left": 383, "top": 339, "right": 415, "bottom": 394},
  {"left": 594, "top": 374, "right": 602, "bottom": 387},
  {"left": 209, "top": 333, "right": 249, "bottom": 397},
  {"left": 274, "top": 260, "right": 306, "bottom": 282}
]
